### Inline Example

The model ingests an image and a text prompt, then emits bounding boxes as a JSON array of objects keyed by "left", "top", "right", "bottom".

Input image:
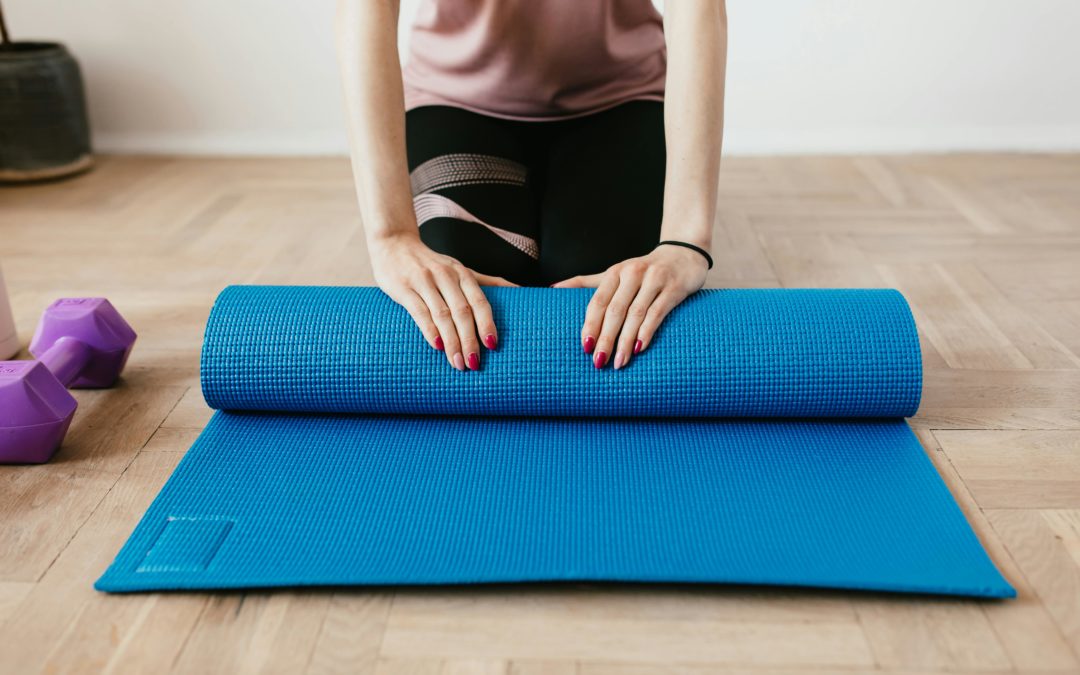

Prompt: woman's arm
[
  {"left": 659, "top": 0, "right": 726, "bottom": 252},
  {"left": 555, "top": 0, "right": 727, "bottom": 369},
  {"left": 335, "top": 0, "right": 508, "bottom": 372}
]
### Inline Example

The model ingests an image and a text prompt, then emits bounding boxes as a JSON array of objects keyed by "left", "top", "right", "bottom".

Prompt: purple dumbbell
[{"left": 0, "top": 298, "right": 137, "bottom": 464}]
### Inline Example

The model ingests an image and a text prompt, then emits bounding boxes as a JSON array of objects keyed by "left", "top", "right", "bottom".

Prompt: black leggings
[{"left": 405, "top": 102, "right": 666, "bottom": 287}]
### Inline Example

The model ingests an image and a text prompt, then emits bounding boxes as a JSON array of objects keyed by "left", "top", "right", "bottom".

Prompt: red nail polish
[
  {"left": 435, "top": 336, "right": 444, "bottom": 351},
  {"left": 468, "top": 352, "right": 480, "bottom": 371},
  {"left": 594, "top": 351, "right": 607, "bottom": 369},
  {"left": 634, "top": 339, "right": 643, "bottom": 354},
  {"left": 484, "top": 334, "right": 497, "bottom": 350},
  {"left": 584, "top": 336, "right": 596, "bottom": 354}
]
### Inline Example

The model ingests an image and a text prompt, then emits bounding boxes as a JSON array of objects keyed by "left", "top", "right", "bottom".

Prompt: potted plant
[{"left": 0, "top": 1, "right": 92, "bottom": 182}]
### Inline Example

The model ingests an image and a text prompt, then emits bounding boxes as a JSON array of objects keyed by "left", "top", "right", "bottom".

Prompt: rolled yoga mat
[{"left": 96, "top": 286, "right": 1014, "bottom": 597}]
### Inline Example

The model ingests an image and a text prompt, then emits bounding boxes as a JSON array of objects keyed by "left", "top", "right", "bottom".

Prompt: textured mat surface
[
  {"left": 200, "top": 286, "right": 922, "bottom": 418},
  {"left": 97, "top": 286, "right": 1013, "bottom": 597}
]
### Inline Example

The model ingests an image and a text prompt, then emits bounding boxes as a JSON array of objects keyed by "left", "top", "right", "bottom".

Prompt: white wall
[{"left": 7, "top": 0, "right": 1080, "bottom": 155}]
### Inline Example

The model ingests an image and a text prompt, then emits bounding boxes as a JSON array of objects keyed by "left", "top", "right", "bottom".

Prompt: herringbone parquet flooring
[{"left": 1, "top": 154, "right": 1079, "bottom": 674}]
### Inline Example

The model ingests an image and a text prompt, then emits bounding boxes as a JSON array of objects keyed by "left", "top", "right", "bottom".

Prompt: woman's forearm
[
  {"left": 335, "top": 0, "right": 417, "bottom": 244},
  {"left": 336, "top": 0, "right": 510, "bottom": 371},
  {"left": 660, "top": 0, "right": 728, "bottom": 250}
]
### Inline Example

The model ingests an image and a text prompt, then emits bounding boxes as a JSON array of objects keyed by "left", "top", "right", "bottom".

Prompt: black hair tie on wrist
[{"left": 656, "top": 240, "right": 714, "bottom": 270}]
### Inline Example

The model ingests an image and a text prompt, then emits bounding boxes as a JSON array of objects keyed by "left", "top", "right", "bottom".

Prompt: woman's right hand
[{"left": 369, "top": 233, "right": 515, "bottom": 371}]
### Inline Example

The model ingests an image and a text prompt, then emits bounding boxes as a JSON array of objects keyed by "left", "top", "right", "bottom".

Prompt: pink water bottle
[{"left": 0, "top": 263, "right": 17, "bottom": 360}]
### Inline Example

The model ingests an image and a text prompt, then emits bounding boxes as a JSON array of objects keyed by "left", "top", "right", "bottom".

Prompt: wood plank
[
  {"left": 0, "top": 464, "right": 117, "bottom": 583},
  {"left": 441, "top": 660, "right": 509, "bottom": 675},
  {"left": 911, "top": 430, "right": 1077, "bottom": 672},
  {"left": 388, "top": 585, "right": 857, "bottom": 624},
  {"left": 0, "top": 451, "right": 183, "bottom": 674},
  {"left": 375, "top": 658, "right": 444, "bottom": 675},
  {"left": 855, "top": 599, "right": 1010, "bottom": 671},
  {"left": 169, "top": 592, "right": 336, "bottom": 675},
  {"left": 936, "top": 430, "right": 1080, "bottom": 509},
  {"left": 101, "top": 595, "right": 208, "bottom": 675},
  {"left": 878, "top": 264, "right": 1034, "bottom": 370},
  {"left": 160, "top": 387, "right": 214, "bottom": 430},
  {"left": 142, "top": 426, "right": 203, "bottom": 453},
  {"left": 758, "top": 233, "right": 888, "bottom": 288},
  {"left": 306, "top": 593, "right": 393, "bottom": 675},
  {"left": 987, "top": 510, "right": 1080, "bottom": 658},
  {"left": 920, "top": 369, "right": 1080, "bottom": 410},
  {"left": 380, "top": 615, "right": 874, "bottom": 667},
  {"left": 910, "top": 408, "right": 1080, "bottom": 431},
  {"left": 706, "top": 210, "right": 778, "bottom": 285},
  {"left": 981, "top": 259, "right": 1080, "bottom": 303},
  {"left": 1024, "top": 299, "right": 1080, "bottom": 358},
  {"left": 0, "top": 581, "right": 33, "bottom": 625},
  {"left": 509, "top": 661, "right": 577, "bottom": 675},
  {"left": 580, "top": 663, "right": 1049, "bottom": 675},
  {"left": 943, "top": 264, "right": 1080, "bottom": 369},
  {"left": 384, "top": 587, "right": 867, "bottom": 668}
]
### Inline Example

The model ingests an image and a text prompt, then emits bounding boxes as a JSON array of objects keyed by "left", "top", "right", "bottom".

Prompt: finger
[
  {"left": 614, "top": 282, "right": 662, "bottom": 369},
  {"left": 594, "top": 269, "right": 643, "bottom": 369},
  {"left": 433, "top": 268, "right": 482, "bottom": 371},
  {"left": 635, "top": 291, "right": 683, "bottom": 353},
  {"left": 398, "top": 289, "right": 442, "bottom": 350},
  {"left": 459, "top": 272, "right": 499, "bottom": 350},
  {"left": 581, "top": 270, "right": 620, "bottom": 355},
  {"left": 471, "top": 271, "right": 518, "bottom": 287},
  {"left": 415, "top": 274, "right": 465, "bottom": 371},
  {"left": 551, "top": 273, "right": 605, "bottom": 289}
]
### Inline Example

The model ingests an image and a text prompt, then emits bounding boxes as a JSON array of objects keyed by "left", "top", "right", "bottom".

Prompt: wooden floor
[{"left": 1, "top": 154, "right": 1079, "bottom": 674}]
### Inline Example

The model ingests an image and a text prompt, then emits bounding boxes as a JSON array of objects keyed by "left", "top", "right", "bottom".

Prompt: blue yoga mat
[{"left": 96, "top": 286, "right": 1013, "bottom": 597}]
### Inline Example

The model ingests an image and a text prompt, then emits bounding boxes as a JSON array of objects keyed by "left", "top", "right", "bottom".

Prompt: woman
[{"left": 336, "top": 0, "right": 727, "bottom": 371}]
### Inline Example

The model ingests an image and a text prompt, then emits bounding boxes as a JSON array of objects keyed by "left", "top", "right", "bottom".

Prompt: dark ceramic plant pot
[{"left": 0, "top": 42, "right": 92, "bottom": 182}]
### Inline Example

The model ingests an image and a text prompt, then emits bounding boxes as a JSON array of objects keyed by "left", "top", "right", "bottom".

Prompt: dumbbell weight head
[
  {"left": 0, "top": 360, "right": 78, "bottom": 464},
  {"left": 30, "top": 298, "right": 136, "bottom": 388},
  {"left": 1, "top": 297, "right": 135, "bottom": 463}
]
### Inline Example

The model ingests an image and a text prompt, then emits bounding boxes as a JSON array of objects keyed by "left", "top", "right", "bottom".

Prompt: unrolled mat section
[{"left": 96, "top": 286, "right": 1014, "bottom": 597}]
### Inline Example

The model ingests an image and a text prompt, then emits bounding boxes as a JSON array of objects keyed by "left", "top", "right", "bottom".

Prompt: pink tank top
[{"left": 402, "top": 0, "right": 667, "bottom": 121}]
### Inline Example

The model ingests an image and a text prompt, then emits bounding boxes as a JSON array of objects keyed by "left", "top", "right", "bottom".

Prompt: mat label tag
[{"left": 136, "top": 517, "right": 234, "bottom": 573}]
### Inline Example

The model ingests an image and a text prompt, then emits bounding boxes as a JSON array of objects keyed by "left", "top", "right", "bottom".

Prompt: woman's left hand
[{"left": 552, "top": 245, "right": 709, "bottom": 369}]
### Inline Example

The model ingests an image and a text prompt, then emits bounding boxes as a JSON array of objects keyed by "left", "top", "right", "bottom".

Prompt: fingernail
[
  {"left": 435, "top": 336, "right": 444, "bottom": 351},
  {"left": 634, "top": 339, "right": 643, "bottom": 354},
  {"left": 593, "top": 351, "right": 607, "bottom": 369},
  {"left": 484, "top": 333, "right": 497, "bottom": 350},
  {"left": 584, "top": 336, "right": 596, "bottom": 354},
  {"left": 614, "top": 352, "right": 626, "bottom": 370},
  {"left": 467, "top": 352, "right": 480, "bottom": 371},
  {"left": 452, "top": 352, "right": 465, "bottom": 371}
]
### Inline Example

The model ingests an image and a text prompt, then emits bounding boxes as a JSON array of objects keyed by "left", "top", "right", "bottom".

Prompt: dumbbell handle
[{"left": 36, "top": 336, "right": 94, "bottom": 388}]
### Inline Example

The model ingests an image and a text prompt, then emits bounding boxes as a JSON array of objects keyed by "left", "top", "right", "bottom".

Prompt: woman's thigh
[
  {"left": 537, "top": 101, "right": 666, "bottom": 285},
  {"left": 405, "top": 106, "right": 542, "bottom": 286}
]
